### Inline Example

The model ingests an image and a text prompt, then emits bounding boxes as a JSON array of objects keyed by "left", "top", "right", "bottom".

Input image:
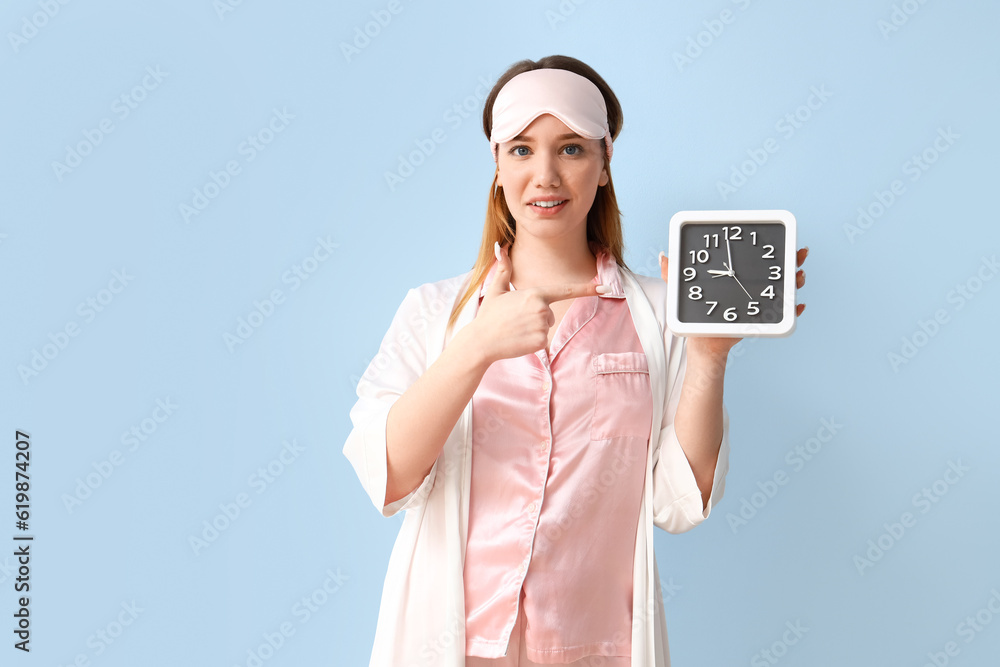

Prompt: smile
[{"left": 530, "top": 200, "right": 567, "bottom": 208}]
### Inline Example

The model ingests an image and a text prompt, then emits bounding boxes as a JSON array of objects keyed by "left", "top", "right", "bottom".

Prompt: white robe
[{"left": 343, "top": 265, "right": 731, "bottom": 667}]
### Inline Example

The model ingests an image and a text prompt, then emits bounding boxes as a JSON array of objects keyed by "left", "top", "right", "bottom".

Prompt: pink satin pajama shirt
[{"left": 463, "top": 246, "right": 654, "bottom": 665}]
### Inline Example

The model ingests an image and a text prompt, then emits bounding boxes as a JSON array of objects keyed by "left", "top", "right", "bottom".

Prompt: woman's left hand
[{"left": 658, "top": 247, "right": 809, "bottom": 359}]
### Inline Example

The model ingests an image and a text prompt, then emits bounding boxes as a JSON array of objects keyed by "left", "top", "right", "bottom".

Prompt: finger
[
  {"left": 796, "top": 269, "right": 805, "bottom": 289},
  {"left": 484, "top": 241, "right": 511, "bottom": 299},
  {"left": 536, "top": 282, "right": 602, "bottom": 304},
  {"left": 659, "top": 251, "right": 668, "bottom": 283},
  {"left": 796, "top": 303, "right": 806, "bottom": 317},
  {"left": 796, "top": 247, "right": 809, "bottom": 268}
]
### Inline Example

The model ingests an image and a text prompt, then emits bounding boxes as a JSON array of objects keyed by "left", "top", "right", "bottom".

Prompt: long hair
[{"left": 445, "top": 55, "right": 627, "bottom": 335}]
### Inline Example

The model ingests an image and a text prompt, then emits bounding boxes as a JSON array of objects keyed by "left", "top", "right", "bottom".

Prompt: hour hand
[{"left": 707, "top": 269, "right": 731, "bottom": 277}]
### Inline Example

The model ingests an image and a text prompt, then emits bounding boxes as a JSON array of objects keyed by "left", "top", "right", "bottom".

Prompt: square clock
[{"left": 666, "top": 210, "right": 797, "bottom": 338}]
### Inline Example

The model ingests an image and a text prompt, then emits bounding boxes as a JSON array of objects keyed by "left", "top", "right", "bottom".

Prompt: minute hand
[
  {"left": 726, "top": 234, "right": 753, "bottom": 300},
  {"left": 731, "top": 273, "right": 754, "bottom": 301}
]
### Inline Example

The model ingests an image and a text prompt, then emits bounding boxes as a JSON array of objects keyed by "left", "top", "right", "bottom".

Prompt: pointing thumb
[
  {"left": 485, "top": 241, "right": 511, "bottom": 298},
  {"left": 658, "top": 251, "right": 669, "bottom": 284}
]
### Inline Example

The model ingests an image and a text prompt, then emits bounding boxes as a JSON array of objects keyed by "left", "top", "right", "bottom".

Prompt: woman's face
[{"left": 496, "top": 113, "right": 609, "bottom": 246}]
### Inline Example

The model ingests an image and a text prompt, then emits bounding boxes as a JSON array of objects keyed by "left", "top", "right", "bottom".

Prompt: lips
[{"left": 529, "top": 199, "right": 567, "bottom": 208}]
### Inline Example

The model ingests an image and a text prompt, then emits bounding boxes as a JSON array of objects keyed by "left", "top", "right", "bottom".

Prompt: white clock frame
[{"left": 666, "top": 209, "right": 797, "bottom": 338}]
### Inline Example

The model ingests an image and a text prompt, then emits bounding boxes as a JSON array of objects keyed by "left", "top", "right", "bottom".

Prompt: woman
[{"left": 344, "top": 55, "right": 808, "bottom": 667}]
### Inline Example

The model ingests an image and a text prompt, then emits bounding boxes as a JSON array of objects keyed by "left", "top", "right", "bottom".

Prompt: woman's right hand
[
  {"left": 470, "top": 243, "right": 604, "bottom": 364},
  {"left": 380, "top": 242, "right": 603, "bottom": 507}
]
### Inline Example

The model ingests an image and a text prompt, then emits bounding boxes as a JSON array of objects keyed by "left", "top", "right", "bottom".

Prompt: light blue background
[{"left": 1, "top": 1, "right": 998, "bottom": 665}]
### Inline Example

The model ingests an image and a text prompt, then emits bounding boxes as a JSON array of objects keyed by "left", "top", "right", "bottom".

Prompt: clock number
[
  {"left": 724, "top": 226, "right": 742, "bottom": 241},
  {"left": 750, "top": 231, "right": 757, "bottom": 246},
  {"left": 762, "top": 245, "right": 775, "bottom": 259},
  {"left": 688, "top": 285, "right": 703, "bottom": 300},
  {"left": 761, "top": 285, "right": 775, "bottom": 299},
  {"left": 769, "top": 266, "right": 782, "bottom": 280},
  {"left": 747, "top": 301, "right": 760, "bottom": 316},
  {"left": 723, "top": 307, "right": 737, "bottom": 322},
  {"left": 688, "top": 249, "right": 710, "bottom": 264},
  {"left": 705, "top": 301, "right": 718, "bottom": 315},
  {"left": 683, "top": 267, "right": 696, "bottom": 281},
  {"left": 703, "top": 234, "right": 719, "bottom": 248}
]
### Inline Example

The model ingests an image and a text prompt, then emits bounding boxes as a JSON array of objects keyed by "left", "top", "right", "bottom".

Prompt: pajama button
[{"left": 527, "top": 502, "right": 536, "bottom": 513}]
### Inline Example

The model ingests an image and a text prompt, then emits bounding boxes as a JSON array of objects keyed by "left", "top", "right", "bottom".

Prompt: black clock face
[{"left": 677, "top": 223, "right": 786, "bottom": 324}]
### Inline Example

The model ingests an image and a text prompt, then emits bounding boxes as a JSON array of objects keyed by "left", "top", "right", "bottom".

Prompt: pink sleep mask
[{"left": 489, "top": 68, "right": 613, "bottom": 164}]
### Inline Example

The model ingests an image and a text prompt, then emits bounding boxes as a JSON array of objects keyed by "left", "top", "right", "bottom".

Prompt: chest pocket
[{"left": 590, "top": 352, "right": 653, "bottom": 442}]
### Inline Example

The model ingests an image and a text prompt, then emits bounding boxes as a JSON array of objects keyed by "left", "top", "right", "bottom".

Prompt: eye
[
  {"left": 563, "top": 144, "right": 584, "bottom": 156},
  {"left": 508, "top": 145, "right": 530, "bottom": 157}
]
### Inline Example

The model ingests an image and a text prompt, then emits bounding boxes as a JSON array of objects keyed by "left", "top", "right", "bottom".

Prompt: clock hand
[
  {"left": 708, "top": 269, "right": 731, "bottom": 277},
  {"left": 726, "top": 234, "right": 734, "bottom": 277},
  {"left": 731, "top": 273, "right": 754, "bottom": 301},
  {"left": 723, "top": 233, "right": 752, "bottom": 299}
]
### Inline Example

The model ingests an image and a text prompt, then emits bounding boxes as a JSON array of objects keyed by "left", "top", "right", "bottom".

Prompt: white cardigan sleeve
[
  {"left": 343, "top": 287, "right": 441, "bottom": 518},
  {"left": 650, "top": 320, "right": 731, "bottom": 534}
]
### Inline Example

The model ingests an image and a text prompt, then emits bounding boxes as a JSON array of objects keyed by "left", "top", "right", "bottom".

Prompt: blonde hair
[{"left": 446, "top": 55, "right": 628, "bottom": 335}]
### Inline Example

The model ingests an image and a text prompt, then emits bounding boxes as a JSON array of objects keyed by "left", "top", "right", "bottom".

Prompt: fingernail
[
  {"left": 658, "top": 251, "right": 666, "bottom": 263},
  {"left": 596, "top": 285, "right": 611, "bottom": 294},
  {"left": 495, "top": 241, "right": 501, "bottom": 261}
]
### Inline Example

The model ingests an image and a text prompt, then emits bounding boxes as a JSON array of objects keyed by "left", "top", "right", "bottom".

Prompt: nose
[{"left": 531, "top": 151, "right": 560, "bottom": 189}]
